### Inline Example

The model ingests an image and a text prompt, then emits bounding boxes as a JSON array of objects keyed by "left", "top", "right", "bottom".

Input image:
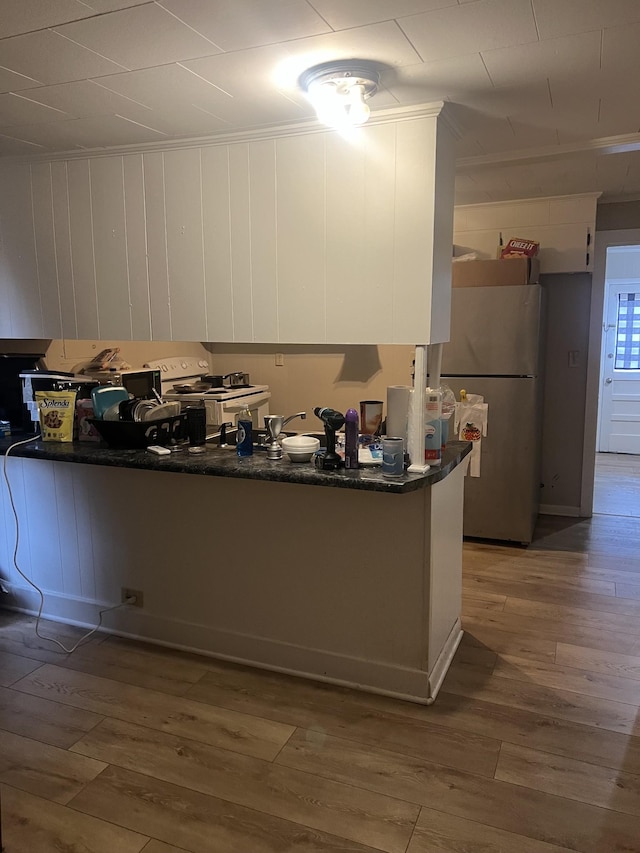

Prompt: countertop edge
[{"left": 0, "top": 438, "right": 472, "bottom": 494}]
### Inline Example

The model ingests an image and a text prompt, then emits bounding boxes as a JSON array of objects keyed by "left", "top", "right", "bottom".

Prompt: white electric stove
[{"left": 145, "top": 356, "right": 271, "bottom": 433}]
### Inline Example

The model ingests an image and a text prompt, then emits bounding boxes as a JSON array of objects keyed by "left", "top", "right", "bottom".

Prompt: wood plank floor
[
  {"left": 594, "top": 452, "right": 640, "bottom": 517},
  {"left": 3, "top": 513, "right": 640, "bottom": 851}
]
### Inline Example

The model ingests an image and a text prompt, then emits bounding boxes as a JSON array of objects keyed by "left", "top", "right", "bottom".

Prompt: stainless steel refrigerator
[{"left": 441, "top": 284, "right": 544, "bottom": 544}]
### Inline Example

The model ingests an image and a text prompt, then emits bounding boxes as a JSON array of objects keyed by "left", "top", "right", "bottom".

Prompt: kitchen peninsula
[{"left": 0, "top": 438, "right": 470, "bottom": 704}]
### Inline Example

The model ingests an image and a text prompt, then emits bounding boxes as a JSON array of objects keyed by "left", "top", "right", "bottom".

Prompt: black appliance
[{"left": 0, "top": 352, "right": 46, "bottom": 434}]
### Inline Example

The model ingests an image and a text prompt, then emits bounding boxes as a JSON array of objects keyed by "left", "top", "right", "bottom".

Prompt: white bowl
[{"left": 281, "top": 435, "right": 320, "bottom": 462}]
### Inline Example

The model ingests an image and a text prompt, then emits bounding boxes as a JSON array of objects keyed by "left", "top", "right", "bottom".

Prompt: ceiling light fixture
[{"left": 299, "top": 60, "right": 380, "bottom": 129}]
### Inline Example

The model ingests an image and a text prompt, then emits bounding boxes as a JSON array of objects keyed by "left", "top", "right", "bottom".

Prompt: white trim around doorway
[{"left": 581, "top": 227, "right": 640, "bottom": 516}]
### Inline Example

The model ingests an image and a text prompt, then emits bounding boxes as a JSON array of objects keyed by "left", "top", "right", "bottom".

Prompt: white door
[{"left": 598, "top": 282, "right": 640, "bottom": 453}]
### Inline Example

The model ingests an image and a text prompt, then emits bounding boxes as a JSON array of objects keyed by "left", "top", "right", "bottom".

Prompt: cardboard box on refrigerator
[{"left": 452, "top": 257, "right": 539, "bottom": 287}]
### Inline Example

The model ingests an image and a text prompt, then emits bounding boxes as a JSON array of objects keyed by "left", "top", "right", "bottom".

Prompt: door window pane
[{"left": 615, "top": 292, "right": 640, "bottom": 369}]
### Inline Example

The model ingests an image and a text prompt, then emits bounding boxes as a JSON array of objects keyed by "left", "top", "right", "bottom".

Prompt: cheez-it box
[{"left": 500, "top": 238, "right": 540, "bottom": 259}]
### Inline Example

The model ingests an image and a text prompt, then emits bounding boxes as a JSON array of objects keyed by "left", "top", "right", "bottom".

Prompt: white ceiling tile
[
  {"left": 0, "top": 93, "right": 72, "bottom": 127},
  {"left": 507, "top": 119, "right": 559, "bottom": 150},
  {"left": 54, "top": 3, "right": 222, "bottom": 70},
  {"left": 482, "top": 31, "right": 601, "bottom": 87},
  {"left": 597, "top": 99, "right": 640, "bottom": 138},
  {"left": 0, "top": 0, "right": 95, "bottom": 38},
  {"left": 115, "top": 104, "right": 230, "bottom": 135},
  {"left": 454, "top": 188, "right": 493, "bottom": 205},
  {"left": 17, "top": 80, "right": 153, "bottom": 119},
  {"left": 79, "top": 0, "right": 151, "bottom": 11},
  {"left": 181, "top": 44, "right": 293, "bottom": 99},
  {"left": 456, "top": 114, "right": 515, "bottom": 154},
  {"left": 624, "top": 154, "right": 640, "bottom": 179},
  {"left": 0, "top": 122, "right": 92, "bottom": 149},
  {"left": 453, "top": 80, "right": 552, "bottom": 117},
  {"left": 183, "top": 21, "right": 422, "bottom": 102},
  {"left": 464, "top": 113, "right": 561, "bottom": 155},
  {"left": 0, "top": 132, "right": 45, "bottom": 154},
  {"left": 2, "top": 114, "right": 168, "bottom": 149},
  {"left": 96, "top": 64, "right": 235, "bottom": 111},
  {"left": 0, "top": 30, "right": 127, "bottom": 85},
  {"left": 159, "top": 0, "right": 331, "bottom": 52},
  {"left": 307, "top": 0, "right": 458, "bottom": 30},
  {"left": 455, "top": 135, "right": 485, "bottom": 157},
  {"left": 602, "top": 21, "right": 640, "bottom": 72},
  {"left": 199, "top": 93, "right": 313, "bottom": 127},
  {"left": 384, "top": 54, "right": 492, "bottom": 105},
  {"left": 532, "top": 0, "right": 640, "bottom": 40},
  {"left": 397, "top": 0, "right": 538, "bottom": 63},
  {"left": 0, "top": 66, "right": 42, "bottom": 95}
]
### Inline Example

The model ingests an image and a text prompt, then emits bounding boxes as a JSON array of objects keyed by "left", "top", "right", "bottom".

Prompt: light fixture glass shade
[{"left": 299, "top": 61, "right": 379, "bottom": 129}]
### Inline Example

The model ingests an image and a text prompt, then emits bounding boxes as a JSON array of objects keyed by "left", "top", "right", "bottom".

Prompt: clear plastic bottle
[{"left": 236, "top": 404, "right": 253, "bottom": 457}]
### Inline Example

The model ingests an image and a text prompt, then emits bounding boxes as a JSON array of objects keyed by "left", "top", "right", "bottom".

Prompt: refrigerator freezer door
[
  {"left": 442, "top": 285, "right": 542, "bottom": 376},
  {"left": 444, "top": 376, "right": 541, "bottom": 543}
]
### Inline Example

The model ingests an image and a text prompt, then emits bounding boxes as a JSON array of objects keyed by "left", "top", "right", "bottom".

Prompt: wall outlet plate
[{"left": 121, "top": 587, "right": 143, "bottom": 607}]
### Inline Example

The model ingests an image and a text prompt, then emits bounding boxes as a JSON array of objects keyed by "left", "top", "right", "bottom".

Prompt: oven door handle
[{"left": 221, "top": 391, "right": 271, "bottom": 411}]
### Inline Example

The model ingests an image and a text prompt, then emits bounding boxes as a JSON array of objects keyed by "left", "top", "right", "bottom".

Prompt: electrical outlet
[
  {"left": 275, "top": 352, "right": 284, "bottom": 367},
  {"left": 121, "top": 587, "right": 143, "bottom": 607}
]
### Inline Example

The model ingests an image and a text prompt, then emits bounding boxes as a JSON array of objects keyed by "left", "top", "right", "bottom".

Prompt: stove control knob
[
  {"left": 181, "top": 361, "right": 187, "bottom": 369},
  {"left": 161, "top": 364, "right": 168, "bottom": 372}
]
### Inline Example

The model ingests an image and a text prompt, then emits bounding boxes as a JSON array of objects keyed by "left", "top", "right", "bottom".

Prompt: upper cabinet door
[
  {"left": 0, "top": 164, "right": 43, "bottom": 337},
  {"left": 90, "top": 157, "right": 133, "bottom": 340},
  {"left": 163, "top": 148, "right": 207, "bottom": 342}
]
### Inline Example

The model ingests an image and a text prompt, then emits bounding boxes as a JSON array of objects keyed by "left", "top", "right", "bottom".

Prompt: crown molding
[
  {"left": 0, "top": 101, "right": 451, "bottom": 165},
  {"left": 454, "top": 191, "right": 602, "bottom": 211},
  {"left": 457, "top": 131, "right": 640, "bottom": 172}
]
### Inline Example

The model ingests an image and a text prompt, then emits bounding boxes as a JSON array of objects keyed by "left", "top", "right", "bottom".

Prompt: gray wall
[
  {"left": 596, "top": 200, "right": 640, "bottom": 231},
  {"left": 540, "top": 273, "right": 591, "bottom": 512}
]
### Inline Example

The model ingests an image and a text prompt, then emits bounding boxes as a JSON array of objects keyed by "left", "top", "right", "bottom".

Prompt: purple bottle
[{"left": 344, "top": 408, "right": 359, "bottom": 469}]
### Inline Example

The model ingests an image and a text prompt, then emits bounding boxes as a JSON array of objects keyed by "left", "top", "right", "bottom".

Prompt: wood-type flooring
[{"left": 2, "top": 476, "right": 640, "bottom": 851}]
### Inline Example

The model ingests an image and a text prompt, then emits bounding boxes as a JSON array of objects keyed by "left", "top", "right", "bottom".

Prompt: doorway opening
[{"left": 594, "top": 244, "right": 640, "bottom": 517}]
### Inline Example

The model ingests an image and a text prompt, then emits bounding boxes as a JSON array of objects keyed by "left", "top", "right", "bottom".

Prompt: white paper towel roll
[{"left": 386, "top": 385, "right": 411, "bottom": 441}]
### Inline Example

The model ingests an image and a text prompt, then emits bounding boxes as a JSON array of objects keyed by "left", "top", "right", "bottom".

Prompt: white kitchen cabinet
[
  {"left": 123, "top": 154, "right": 152, "bottom": 341},
  {"left": 30, "top": 163, "right": 63, "bottom": 339},
  {"left": 201, "top": 144, "right": 234, "bottom": 342},
  {"left": 0, "top": 164, "right": 42, "bottom": 337},
  {"left": 275, "top": 132, "right": 327, "bottom": 343},
  {"left": 90, "top": 157, "right": 133, "bottom": 340},
  {"left": 163, "top": 147, "right": 207, "bottom": 342},
  {"left": 248, "top": 139, "right": 278, "bottom": 342},
  {"left": 68, "top": 159, "right": 100, "bottom": 339},
  {"left": 143, "top": 152, "right": 172, "bottom": 341},
  {"left": 51, "top": 162, "right": 78, "bottom": 339},
  {"left": 0, "top": 103, "right": 455, "bottom": 344},
  {"left": 453, "top": 193, "right": 598, "bottom": 274}
]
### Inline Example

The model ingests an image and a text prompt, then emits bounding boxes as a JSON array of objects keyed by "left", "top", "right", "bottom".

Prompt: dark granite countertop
[{"left": 0, "top": 435, "right": 471, "bottom": 494}]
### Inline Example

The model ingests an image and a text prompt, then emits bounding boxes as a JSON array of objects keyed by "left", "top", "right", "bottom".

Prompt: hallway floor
[
  {"left": 594, "top": 452, "right": 640, "bottom": 517},
  {"left": 2, "top": 512, "right": 640, "bottom": 852}
]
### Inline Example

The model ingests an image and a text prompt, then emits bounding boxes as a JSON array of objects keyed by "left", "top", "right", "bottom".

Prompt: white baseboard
[
  {"left": 4, "top": 588, "right": 453, "bottom": 706},
  {"left": 539, "top": 504, "right": 581, "bottom": 517},
  {"left": 428, "top": 619, "right": 463, "bottom": 704}
]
